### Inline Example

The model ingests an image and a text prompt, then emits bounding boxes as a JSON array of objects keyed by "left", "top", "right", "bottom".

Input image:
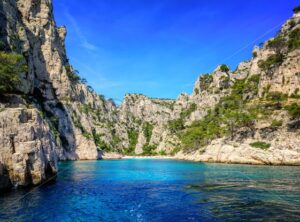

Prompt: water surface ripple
[{"left": 1, "top": 159, "right": 300, "bottom": 221}]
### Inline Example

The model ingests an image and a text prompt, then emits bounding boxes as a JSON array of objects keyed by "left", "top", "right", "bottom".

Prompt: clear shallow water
[{"left": 1, "top": 159, "right": 300, "bottom": 222}]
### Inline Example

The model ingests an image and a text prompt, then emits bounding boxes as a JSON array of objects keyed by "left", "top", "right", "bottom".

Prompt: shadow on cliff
[
  {"left": 0, "top": 0, "right": 9, "bottom": 50},
  {"left": 13, "top": 0, "right": 80, "bottom": 160}
]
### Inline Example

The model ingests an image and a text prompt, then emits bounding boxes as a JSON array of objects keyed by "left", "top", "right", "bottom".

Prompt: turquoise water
[{"left": 1, "top": 159, "right": 300, "bottom": 221}]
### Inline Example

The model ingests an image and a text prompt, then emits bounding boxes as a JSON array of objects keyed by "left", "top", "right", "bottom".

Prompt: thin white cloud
[
  {"left": 81, "top": 42, "right": 98, "bottom": 51},
  {"left": 73, "top": 60, "right": 123, "bottom": 89},
  {"left": 63, "top": 7, "right": 98, "bottom": 51},
  {"left": 72, "top": 58, "right": 162, "bottom": 90}
]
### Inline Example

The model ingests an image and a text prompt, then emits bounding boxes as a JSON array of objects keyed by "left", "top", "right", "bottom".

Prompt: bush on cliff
[
  {"left": 65, "top": 64, "right": 81, "bottom": 83},
  {"left": 168, "top": 103, "right": 197, "bottom": 133},
  {"left": 250, "top": 141, "right": 271, "bottom": 150},
  {"left": 92, "top": 130, "right": 111, "bottom": 151},
  {"left": 220, "top": 64, "right": 230, "bottom": 73},
  {"left": 124, "top": 129, "right": 138, "bottom": 155},
  {"left": 143, "top": 122, "right": 154, "bottom": 143},
  {"left": 258, "top": 54, "right": 284, "bottom": 72},
  {"left": 288, "top": 28, "right": 300, "bottom": 51},
  {"left": 0, "top": 51, "right": 27, "bottom": 94},
  {"left": 285, "top": 103, "right": 300, "bottom": 119},
  {"left": 142, "top": 144, "right": 157, "bottom": 155},
  {"left": 293, "top": 5, "right": 300, "bottom": 13}
]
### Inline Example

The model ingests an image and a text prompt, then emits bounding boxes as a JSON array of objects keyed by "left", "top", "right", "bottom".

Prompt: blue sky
[{"left": 53, "top": 0, "right": 298, "bottom": 103}]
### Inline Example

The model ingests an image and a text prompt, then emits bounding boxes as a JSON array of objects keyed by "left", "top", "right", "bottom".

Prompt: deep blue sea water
[{"left": 1, "top": 159, "right": 300, "bottom": 221}]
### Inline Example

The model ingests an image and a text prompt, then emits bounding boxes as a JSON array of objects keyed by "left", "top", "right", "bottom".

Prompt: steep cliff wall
[{"left": 0, "top": 0, "right": 114, "bottom": 190}]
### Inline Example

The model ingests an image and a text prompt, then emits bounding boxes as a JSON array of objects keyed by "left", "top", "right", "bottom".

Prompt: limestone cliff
[
  {"left": 118, "top": 10, "right": 300, "bottom": 165},
  {"left": 0, "top": 0, "right": 114, "bottom": 190}
]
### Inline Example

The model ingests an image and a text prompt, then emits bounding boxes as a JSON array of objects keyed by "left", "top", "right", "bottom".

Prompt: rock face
[
  {"left": 0, "top": 96, "right": 57, "bottom": 189},
  {"left": 0, "top": 0, "right": 103, "bottom": 189},
  {"left": 0, "top": 0, "right": 300, "bottom": 190}
]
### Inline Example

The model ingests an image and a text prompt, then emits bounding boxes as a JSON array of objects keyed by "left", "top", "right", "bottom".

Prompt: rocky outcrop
[
  {"left": 0, "top": 97, "right": 57, "bottom": 189},
  {"left": 175, "top": 133, "right": 300, "bottom": 165}
]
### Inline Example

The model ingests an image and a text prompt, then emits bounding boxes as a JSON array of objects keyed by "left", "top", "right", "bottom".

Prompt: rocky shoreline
[{"left": 98, "top": 153, "right": 300, "bottom": 166}]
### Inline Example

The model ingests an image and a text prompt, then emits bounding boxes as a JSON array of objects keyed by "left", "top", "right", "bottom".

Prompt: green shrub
[
  {"left": 83, "top": 132, "right": 92, "bottom": 140},
  {"left": 220, "top": 64, "right": 230, "bottom": 73},
  {"left": 80, "top": 104, "right": 93, "bottom": 115},
  {"left": 266, "top": 92, "right": 288, "bottom": 102},
  {"left": 250, "top": 141, "right": 271, "bottom": 150},
  {"left": 266, "top": 36, "right": 285, "bottom": 52},
  {"left": 293, "top": 5, "right": 300, "bottom": 13},
  {"left": 258, "top": 54, "right": 284, "bottom": 71},
  {"left": 252, "top": 51, "right": 258, "bottom": 58},
  {"left": 0, "top": 41, "right": 6, "bottom": 51},
  {"left": 194, "top": 88, "right": 199, "bottom": 95},
  {"left": 125, "top": 129, "right": 138, "bottom": 154},
  {"left": 290, "top": 94, "right": 300, "bottom": 99},
  {"left": 168, "top": 118, "right": 184, "bottom": 133},
  {"left": 111, "top": 134, "right": 121, "bottom": 148},
  {"left": 199, "top": 74, "right": 213, "bottom": 91},
  {"left": 285, "top": 103, "right": 300, "bottom": 119},
  {"left": 180, "top": 103, "right": 197, "bottom": 119},
  {"left": 288, "top": 20, "right": 296, "bottom": 29},
  {"left": 142, "top": 144, "right": 157, "bottom": 155},
  {"left": 270, "top": 119, "right": 283, "bottom": 128},
  {"left": 74, "top": 118, "right": 95, "bottom": 141},
  {"left": 92, "top": 130, "right": 111, "bottom": 151},
  {"left": 168, "top": 103, "right": 197, "bottom": 133},
  {"left": 287, "top": 28, "right": 300, "bottom": 51},
  {"left": 180, "top": 118, "right": 224, "bottom": 151},
  {"left": 0, "top": 51, "right": 27, "bottom": 94},
  {"left": 170, "top": 147, "right": 181, "bottom": 156},
  {"left": 290, "top": 89, "right": 300, "bottom": 99},
  {"left": 241, "top": 74, "right": 261, "bottom": 98},
  {"left": 159, "top": 150, "right": 167, "bottom": 156},
  {"left": 264, "top": 91, "right": 287, "bottom": 111},
  {"left": 143, "top": 122, "right": 153, "bottom": 143},
  {"left": 65, "top": 65, "right": 81, "bottom": 83}
]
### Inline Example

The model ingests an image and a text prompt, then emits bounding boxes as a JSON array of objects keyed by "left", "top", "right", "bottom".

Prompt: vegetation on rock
[
  {"left": 199, "top": 74, "right": 213, "bottom": 91},
  {"left": 285, "top": 103, "right": 300, "bottom": 119},
  {"left": 92, "top": 130, "right": 111, "bottom": 151},
  {"left": 65, "top": 65, "right": 81, "bottom": 83},
  {"left": 288, "top": 28, "right": 300, "bottom": 51},
  {"left": 0, "top": 51, "right": 27, "bottom": 94},
  {"left": 124, "top": 129, "right": 138, "bottom": 154},
  {"left": 270, "top": 119, "right": 283, "bottom": 128},
  {"left": 258, "top": 54, "right": 284, "bottom": 72},
  {"left": 142, "top": 144, "right": 157, "bottom": 155},
  {"left": 250, "top": 141, "right": 271, "bottom": 150},
  {"left": 293, "top": 5, "right": 300, "bottom": 13},
  {"left": 143, "top": 122, "right": 154, "bottom": 144},
  {"left": 168, "top": 103, "right": 197, "bottom": 133},
  {"left": 178, "top": 74, "right": 262, "bottom": 151},
  {"left": 220, "top": 64, "right": 230, "bottom": 73}
]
